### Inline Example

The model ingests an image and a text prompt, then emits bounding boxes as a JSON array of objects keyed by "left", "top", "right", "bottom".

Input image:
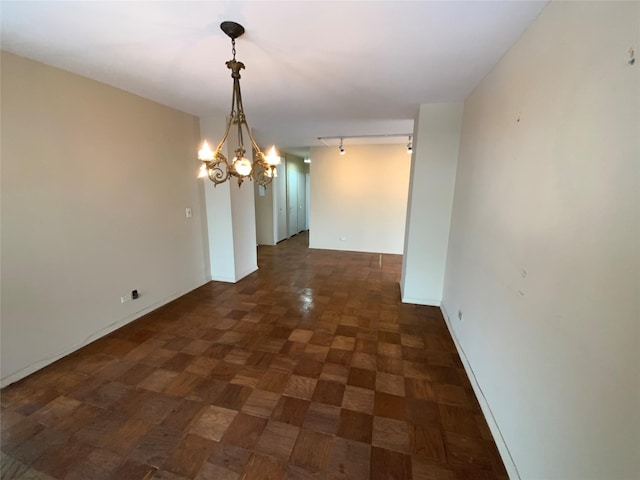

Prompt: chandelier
[{"left": 198, "top": 21, "right": 280, "bottom": 187}]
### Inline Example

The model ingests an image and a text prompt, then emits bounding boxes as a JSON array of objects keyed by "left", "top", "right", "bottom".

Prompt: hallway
[{"left": 1, "top": 233, "right": 507, "bottom": 479}]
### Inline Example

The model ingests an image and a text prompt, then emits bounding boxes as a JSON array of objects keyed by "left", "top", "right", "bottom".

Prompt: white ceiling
[{"left": 1, "top": 1, "right": 547, "bottom": 156}]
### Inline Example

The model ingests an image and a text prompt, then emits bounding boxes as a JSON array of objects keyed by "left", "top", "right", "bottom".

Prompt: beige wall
[
  {"left": 1, "top": 52, "right": 209, "bottom": 384},
  {"left": 441, "top": 2, "right": 640, "bottom": 478},
  {"left": 309, "top": 144, "right": 410, "bottom": 254}
]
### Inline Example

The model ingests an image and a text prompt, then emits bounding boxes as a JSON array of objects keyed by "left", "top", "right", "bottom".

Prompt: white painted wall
[
  {"left": 285, "top": 154, "right": 309, "bottom": 239},
  {"left": 1, "top": 52, "right": 209, "bottom": 385},
  {"left": 309, "top": 144, "right": 410, "bottom": 254},
  {"left": 200, "top": 116, "right": 236, "bottom": 282},
  {"left": 230, "top": 172, "right": 258, "bottom": 280},
  {"left": 441, "top": 2, "right": 640, "bottom": 478},
  {"left": 199, "top": 117, "right": 258, "bottom": 282},
  {"left": 401, "top": 103, "right": 463, "bottom": 305},
  {"left": 254, "top": 178, "right": 275, "bottom": 246}
]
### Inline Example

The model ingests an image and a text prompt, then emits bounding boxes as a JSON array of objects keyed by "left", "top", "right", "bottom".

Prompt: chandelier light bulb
[
  {"left": 198, "top": 164, "right": 208, "bottom": 178},
  {"left": 233, "top": 156, "right": 252, "bottom": 177},
  {"left": 198, "top": 141, "right": 214, "bottom": 161},
  {"left": 265, "top": 146, "right": 281, "bottom": 166}
]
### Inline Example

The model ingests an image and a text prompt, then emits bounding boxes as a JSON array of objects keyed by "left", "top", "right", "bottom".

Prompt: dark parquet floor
[{"left": 1, "top": 231, "right": 507, "bottom": 479}]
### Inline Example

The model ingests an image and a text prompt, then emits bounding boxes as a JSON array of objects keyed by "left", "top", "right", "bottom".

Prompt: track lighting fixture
[{"left": 317, "top": 134, "right": 413, "bottom": 154}]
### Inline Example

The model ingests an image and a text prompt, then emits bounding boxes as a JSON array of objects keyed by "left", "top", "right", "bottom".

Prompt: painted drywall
[
  {"left": 401, "top": 103, "right": 463, "bottom": 305},
  {"left": 254, "top": 176, "right": 275, "bottom": 246},
  {"left": 441, "top": 2, "right": 640, "bottom": 478},
  {"left": 254, "top": 154, "right": 296, "bottom": 246},
  {"left": 199, "top": 116, "right": 258, "bottom": 282},
  {"left": 309, "top": 144, "right": 410, "bottom": 254},
  {"left": 230, "top": 170, "right": 258, "bottom": 280},
  {"left": 285, "top": 153, "right": 309, "bottom": 237},
  {"left": 1, "top": 51, "right": 209, "bottom": 385},
  {"left": 200, "top": 116, "right": 236, "bottom": 282}
]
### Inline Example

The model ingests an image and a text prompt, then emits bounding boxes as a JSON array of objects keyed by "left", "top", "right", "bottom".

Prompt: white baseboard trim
[
  {"left": 0, "top": 280, "right": 209, "bottom": 388},
  {"left": 440, "top": 305, "right": 520, "bottom": 480},
  {"left": 235, "top": 265, "right": 259, "bottom": 282},
  {"left": 401, "top": 295, "right": 441, "bottom": 306},
  {"left": 211, "top": 274, "right": 238, "bottom": 283},
  {"left": 211, "top": 265, "right": 258, "bottom": 284}
]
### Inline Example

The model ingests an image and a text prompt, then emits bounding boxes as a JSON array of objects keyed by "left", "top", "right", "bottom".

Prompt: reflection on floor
[{"left": 1, "top": 231, "right": 507, "bottom": 479}]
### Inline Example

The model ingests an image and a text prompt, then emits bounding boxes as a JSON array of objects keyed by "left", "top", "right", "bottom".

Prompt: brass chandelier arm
[{"left": 206, "top": 152, "right": 231, "bottom": 185}]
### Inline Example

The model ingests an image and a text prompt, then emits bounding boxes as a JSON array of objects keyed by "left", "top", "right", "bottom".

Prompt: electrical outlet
[
  {"left": 120, "top": 294, "right": 131, "bottom": 304},
  {"left": 132, "top": 289, "right": 139, "bottom": 300},
  {"left": 340, "top": 236, "right": 347, "bottom": 241},
  {"left": 458, "top": 310, "right": 463, "bottom": 322}
]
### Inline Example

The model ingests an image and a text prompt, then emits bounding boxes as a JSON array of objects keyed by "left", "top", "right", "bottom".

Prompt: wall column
[
  {"left": 200, "top": 116, "right": 258, "bottom": 282},
  {"left": 400, "top": 103, "right": 463, "bottom": 305}
]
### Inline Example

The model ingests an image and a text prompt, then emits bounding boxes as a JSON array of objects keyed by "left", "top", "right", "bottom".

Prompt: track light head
[
  {"left": 339, "top": 138, "right": 345, "bottom": 155},
  {"left": 407, "top": 135, "right": 413, "bottom": 154}
]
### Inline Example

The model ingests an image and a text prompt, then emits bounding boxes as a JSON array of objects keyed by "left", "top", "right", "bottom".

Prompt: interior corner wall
[
  {"left": 309, "top": 144, "right": 410, "bottom": 254},
  {"left": 284, "top": 153, "right": 310, "bottom": 236},
  {"left": 441, "top": 2, "right": 640, "bottom": 478},
  {"left": 0, "top": 51, "right": 208, "bottom": 385},
  {"left": 254, "top": 176, "right": 275, "bottom": 245},
  {"left": 400, "top": 103, "right": 463, "bottom": 306},
  {"left": 200, "top": 116, "right": 236, "bottom": 282},
  {"left": 230, "top": 171, "right": 258, "bottom": 280},
  {"left": 199, "top": 116, "right": 258, "bottom": 282}
]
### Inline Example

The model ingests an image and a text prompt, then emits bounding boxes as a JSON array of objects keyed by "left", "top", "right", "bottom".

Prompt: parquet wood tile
[
  {"left": 256, "top": 369, "right": 289, "bottom": 393},
  {"left": 189, "top": 405, "right": 237, "bottom": 441},
  {"left": 337, "top": 409, "right": 373, "bottom": 443},
  {"left": 370, "top": 446, "right": 413, "bottom": 480},
  {"left": 254, "top": 420, "right": 300, "bottom": 460},
  {"left": 240, "top": 453, "right": 286, "bottom": 480},
  {"left": 130, "top": 425, "right": 183, "bottom": 467},
  {"left": 311, "top": 380, "right": 345, "bottom": 407},
  {"left": 283, "top": 375, "right": 317, "bottom": 400},
  {"left": 208, "top": 442, "right": 252, "bottom": 474},
  {"left": 1, "top": 231, "right": 508, "bottom": 479},
  {"left": 240, "top": 389, "right": 281, "bottom": 418},
  {"left": 342, "top": 385, "right": 375, "bottom": 415},
  {"left": 290, "top": 429, "right": 333, "bottom": 472},
  {"left": 326, "top": 437, "right": 371, "bottom": 479},
  {"left": 373, "top": 391, "right": 406, "bottom": 420},
  {"left": 64, "top": 447, "right": 124, "bottom": 480},
  {"left": 220, "top": 413, "right": 268, "bottom": 450},
  {"left": 347, "top": 366, "right": 376, "bottom": 389},
  {"left": 409, "top": 425, "right": 448, "bottom": 464},
  {"left": 376, "top": 371, "right": 406, "bottom": 396},
  {"left": 270, "top": 396, "right": 310, "bottom": 427},
  {"left": 372, "top": 416, "right": 411, "bottom": 453},
  {"left": 194, "top": 461, "right": 239, "bottom": 480},
  {"left": 302, "top": 402, "right": 341, "bottom": 435},
  {"left": 161, "top": 433, "right": 214, "bottom": 478}
]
